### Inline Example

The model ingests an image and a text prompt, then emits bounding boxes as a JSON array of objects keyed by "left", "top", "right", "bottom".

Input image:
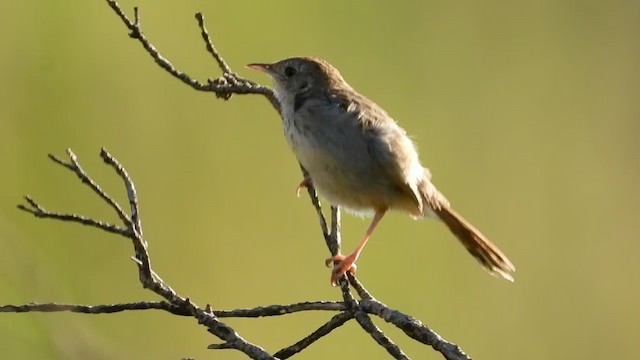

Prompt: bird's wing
[{"left": 336, "top": 89, "right": 425, "bottom": 214}]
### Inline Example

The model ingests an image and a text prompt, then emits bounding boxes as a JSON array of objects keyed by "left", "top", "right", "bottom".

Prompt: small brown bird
[{"left": 248, "top": 57, "right": 515, "bottom": 285}]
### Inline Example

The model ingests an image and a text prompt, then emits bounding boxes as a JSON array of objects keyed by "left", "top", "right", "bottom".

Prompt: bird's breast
[{"left": 282, "top": 109, "right": 387, "bottom": 212}]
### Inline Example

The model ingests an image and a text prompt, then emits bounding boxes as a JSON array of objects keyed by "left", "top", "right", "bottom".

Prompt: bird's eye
[{"left": 284, "top": 66, "right": 297, "bottom": 77}]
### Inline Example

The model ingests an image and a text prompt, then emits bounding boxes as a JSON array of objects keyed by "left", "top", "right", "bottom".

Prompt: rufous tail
[{"left": 432, "top": 205, "right": 515, "bottom": 281}]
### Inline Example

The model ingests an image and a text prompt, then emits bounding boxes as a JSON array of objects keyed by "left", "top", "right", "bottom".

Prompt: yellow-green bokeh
[{"left": 1, "top": 1, "right": 639, "bottom": 359}]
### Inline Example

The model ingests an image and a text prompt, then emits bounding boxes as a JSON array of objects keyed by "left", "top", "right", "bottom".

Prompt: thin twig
[
  {"left": 49, "top": 149, "right": 130, "bottom": 226},
  {"left": 0, "top": 301, "right": 185, "bottom": 315},
  {"left": 354, "top": 310, "right": 409, "bottom": 360},
  {"left": 328, "top": 206, "right": 342, "bottom": 257},
  {"left": 17, "top": 196, "right": 129, "bottom": 236},
  {"left": 300, "top": 165, "right": 330, "bottom": 241},
  {"left": 273, "top": 312, "right": 354, "bottom": 359},
  {"left": 195, "top": 13, "right": 232, "bottom": 75},
  {"left": 348, "top": 273, "right": 374, "bottom": 301},
  {"left": 214, "top": 301, "right": 344, "bottom": 318},
  {"left": 100, "top": 149, "right": 144, "bottom": 241}
]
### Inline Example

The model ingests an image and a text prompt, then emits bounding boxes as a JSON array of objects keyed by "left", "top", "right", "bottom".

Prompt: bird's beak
[{"left": 246, "top": 63, "right": 273, "bottom": 74}]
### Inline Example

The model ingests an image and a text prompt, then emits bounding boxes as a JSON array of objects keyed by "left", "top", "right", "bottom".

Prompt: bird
[{"left": 248, "top": 57, "right": 515, "bottom": 286}]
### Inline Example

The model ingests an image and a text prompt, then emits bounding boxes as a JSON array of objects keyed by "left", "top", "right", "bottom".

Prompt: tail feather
[
  {"left": 417, "top": 178, "right": 515, "bottom": 281},
  {"left": 433, "top": 205, "right": 515, "bottom": 281}
]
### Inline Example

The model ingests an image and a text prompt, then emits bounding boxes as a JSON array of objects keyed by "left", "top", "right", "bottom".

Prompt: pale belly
[{"left": 284, "top": 116, "right": 409, "bottom": 215}]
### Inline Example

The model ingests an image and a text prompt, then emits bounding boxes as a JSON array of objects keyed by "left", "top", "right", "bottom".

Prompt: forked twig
[
  {"left": 16, "top": 149, "right": 279, "bottom": 360},
  {"left": 104, "top": 0, "right": 279, "bottom": 111}
]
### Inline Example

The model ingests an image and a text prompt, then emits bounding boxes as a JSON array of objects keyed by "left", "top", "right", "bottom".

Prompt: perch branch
[{"left": 0, "top": 300, "right": 345, "bottom": 318}]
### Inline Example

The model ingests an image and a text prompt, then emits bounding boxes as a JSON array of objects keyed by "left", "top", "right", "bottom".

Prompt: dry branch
[{"left": 1, "top": 1, "right": 473, "bottom": 359}]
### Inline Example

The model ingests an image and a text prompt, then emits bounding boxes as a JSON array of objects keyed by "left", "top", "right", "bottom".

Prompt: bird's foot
[
  {"left": 325, "top": 254, "right": 358, "bottom": 286},
  {"left": 296, "top": 176, "right": 312, "bottom": 197}
]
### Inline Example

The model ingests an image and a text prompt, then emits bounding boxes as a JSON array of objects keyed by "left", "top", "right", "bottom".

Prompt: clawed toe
[
  {"left": 326, "top": 254, "right": 357, "bottom": 286},
  {"left": 295, "top": 177, "right": 312, "bottom": 197}
]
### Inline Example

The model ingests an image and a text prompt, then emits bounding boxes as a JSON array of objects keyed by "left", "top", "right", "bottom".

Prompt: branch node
[
  {"left": 208, "top": 77, "right": 233, "bottom": 100},
  {"left": 205, "top": 304, "right": 213, "bottom": 315},
  {"left": 128, "top": 7, "right": 141, "bottom": 38},
  {"left": 65, "top": 148, "right": 78, "bottom": 163},
  {"left": 47, "top": 152, "right": 71, "bottom": 169},
  {"left": 18, "top": 196, "right": 45, "bottom": 216},
  {"left": 133, "top": 7, "right": 140, "bottom": 26}
]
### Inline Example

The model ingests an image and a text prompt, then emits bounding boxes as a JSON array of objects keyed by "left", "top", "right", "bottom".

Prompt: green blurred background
[{"left": 1, "top": 1, "right": 639, "bottom": 359}]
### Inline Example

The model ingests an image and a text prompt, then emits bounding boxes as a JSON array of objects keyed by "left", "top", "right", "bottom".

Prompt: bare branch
[
  {"left": 17, "top": 196, "right": 129, "bottom": 236},
  {"left": 273, "top": 311, "right": 354, "bottom": 359},
  {"left": 0, "top": 301, "right": 185, "bottom": 315},
  {"left": 49, "top": 149, "right": 130, "bottom": 226},
  {"left": 194, "top": 13, "right": 232, "bottom": 75},
  {"left": 329, "top": 206, "right": 342, "bottom": 257},
  {"left": 300, "top": 165, "right": 330, "bottom": 241},
  {"left": 354, "top": 309, "right": 409, "bottom": 360},
  {"left": 105, "top": 1, "right": 207, "bottom": 91},
  {"left": 104, "top": 0, "right": 280, "bottom": 112},
  {"left": 361, "top": 300, "right": 472, "bottom": 360},
  {"left": 0, "top": 300, "right": 347, "bottom": 319},
  {"left": 348, "top": 273, "right": 374, "bottom": 301},
  {"left": 14, "top": 148, "right": 279, "bottom": 360},
  {"left": 214, "top": 301, "right": 344, "bottom": 318},
  {"left": 100, "top": 148, "right": 144, "bottom": 239}
]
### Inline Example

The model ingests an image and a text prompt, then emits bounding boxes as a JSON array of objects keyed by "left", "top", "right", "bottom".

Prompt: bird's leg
[
  {"left": 296, "top": 176, "right": 312, "bottom": 197},
  {"left": 325, "top": 209, "right": 387, "bottom": 286}
]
